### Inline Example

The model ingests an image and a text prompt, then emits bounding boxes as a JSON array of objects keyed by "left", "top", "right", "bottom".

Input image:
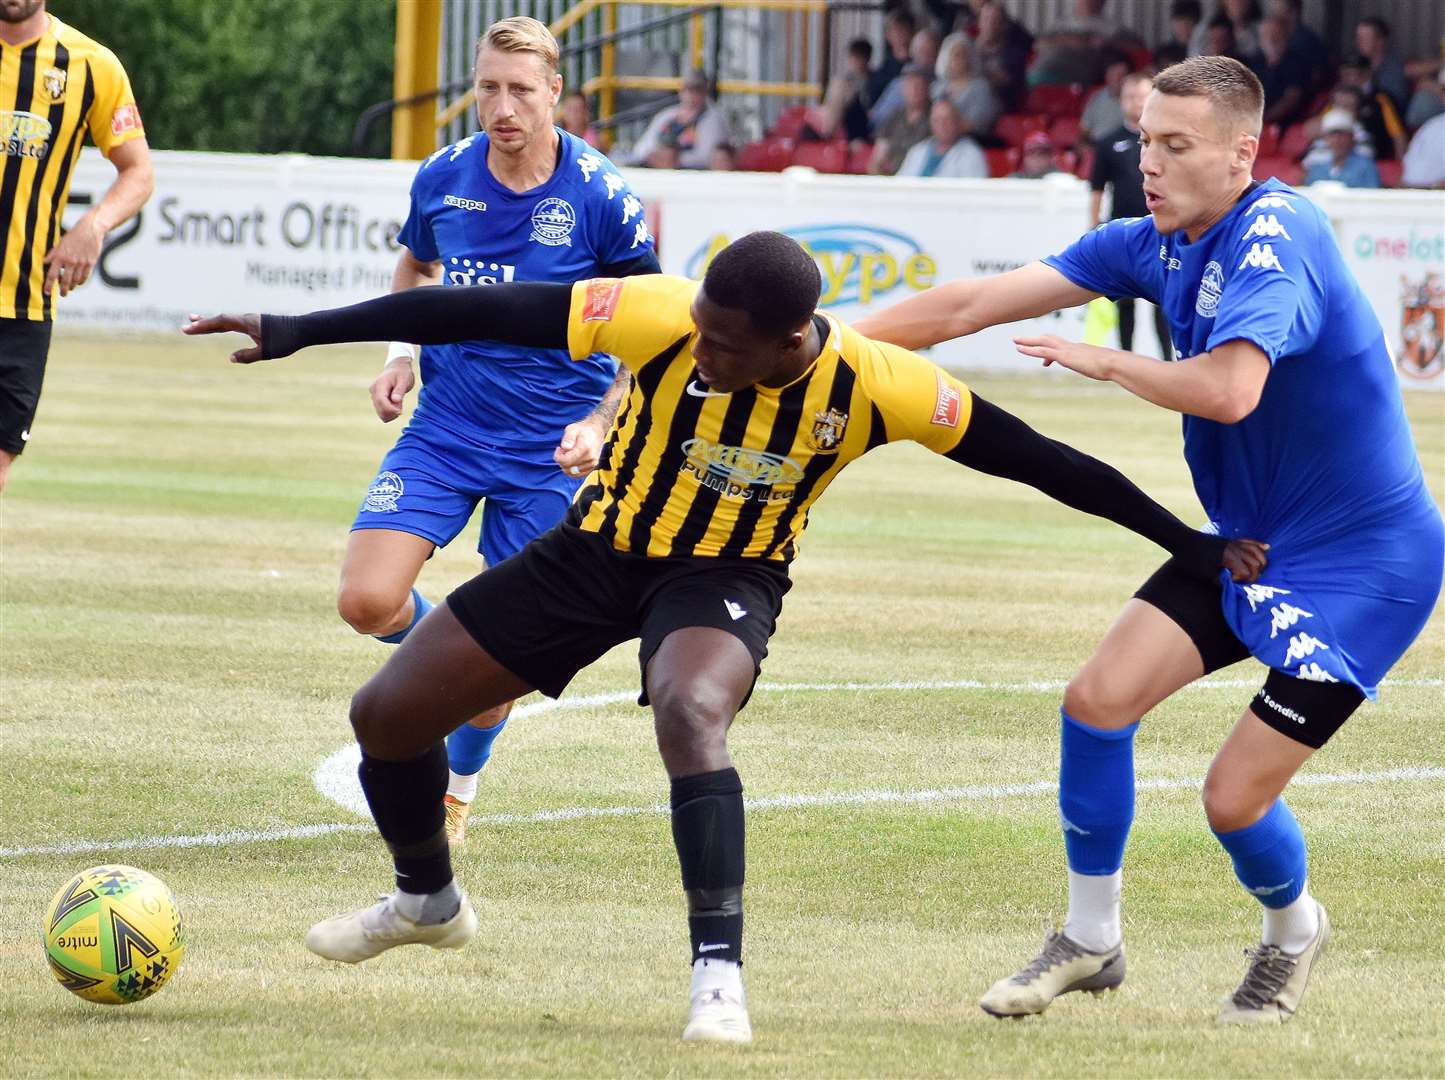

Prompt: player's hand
[
  {"left": 1014, "top": 334, "right": 1115, "bottom": 381},
  {"left": 1222, "top": 538, "right": 1269, "bottom": 584},
  {"left": 42, "top": 219, "right": 104, "bottom": 296},
  {"left": 181, "top": 313, "right": 266, "bottom": 363},
  {"left": 370, "top": 360, "right": 416, "bottom": 422},
  {"left": 554, "top": 417, "right": 607, "bottom": 477}
]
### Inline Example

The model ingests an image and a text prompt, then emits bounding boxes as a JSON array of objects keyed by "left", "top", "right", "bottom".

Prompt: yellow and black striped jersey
[
  {"left": 1, "top": 16, "right": 143, "bottom": 321},
  {"left": 565, "top": 275, "right": 974, "bottom": 563}
]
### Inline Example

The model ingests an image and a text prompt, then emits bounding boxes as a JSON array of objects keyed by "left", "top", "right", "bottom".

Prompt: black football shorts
[
  {"left": 0, "top": 317, "right": 53, "bottom": 455},
  {"left": 447, "top": 521, "right": 791, "bottom": 704}
]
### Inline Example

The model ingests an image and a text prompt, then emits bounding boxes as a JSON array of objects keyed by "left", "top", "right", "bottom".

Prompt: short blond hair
[
  {"left": 476, "top": 16, "right": 560, "bottom": 72},
  {"left": 1153, "top": 55, "right": 1263, "bottom": 135}
]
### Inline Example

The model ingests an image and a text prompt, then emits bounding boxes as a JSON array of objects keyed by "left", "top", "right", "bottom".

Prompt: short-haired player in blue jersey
[
  {"left": 858, "top": 55, "right": 1442, "bottom": 1025},
  {"left": 343, "top": 16, "right": 658, "bottom": 846}
]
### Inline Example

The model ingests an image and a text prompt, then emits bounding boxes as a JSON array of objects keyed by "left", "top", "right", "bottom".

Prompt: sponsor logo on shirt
[
  {"left": 679, "top": 436, "right": 804, "bottom": 501},
  {"left": 1257, "top": 688, "right": 1307, "bottom": 725},
  {"left": 1243, "top": 213, "right": 1292, "bottom": 242},
  {"left": 530, "top": 196, "right": 576, "bottom": 246},
  {"left": 581, "top": 279, "right": 624, "bottom": 322},
  {"left": 1195, "top": 260, "right": 1224, "bottom": 318},
  {"left": 930, "top": 372, "right": 962, "bottom": 427},
  {"left": 1239, "top": 242, "right": 1285, "bottom": 272},
  {"left": 109, "top": 103, "right": 142, "bottom": 137},
  {"left": 442, "top": 194, "right": 487, "bottom": 213},
  {"left": 445, "top": 257, "right": 514, "bottom": 287},
  {"left": 1, "top": 110, "right": 51, "bottom": 159}
]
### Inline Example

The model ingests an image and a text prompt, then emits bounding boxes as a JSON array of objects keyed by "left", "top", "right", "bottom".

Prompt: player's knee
[
  {"left": 348, "top": 675, "right": 411, "bottom": 759},
  {"left": 336, "top": 582, "right": 408, "bottom": 637},
  {"left": 1201, "top": 768, "right": 1266, "bottom": 832},
  {"left": 651, "top": 680, "right": 734, "bottom": 763},
  {"left": 1063, "top": 667, "right": 1145, "bottom": 729}
]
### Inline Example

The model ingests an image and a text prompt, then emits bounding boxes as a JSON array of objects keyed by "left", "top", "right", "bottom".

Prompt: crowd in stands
[{"left": 555, "top": 0, "right": 1444, "bottom": 189}]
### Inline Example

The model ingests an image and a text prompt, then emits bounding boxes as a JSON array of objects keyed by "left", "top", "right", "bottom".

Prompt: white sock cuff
[{"left": 447, "top": 770, "right": 479, "bottom": 803}]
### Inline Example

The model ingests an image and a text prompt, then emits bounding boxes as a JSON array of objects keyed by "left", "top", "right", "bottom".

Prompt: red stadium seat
[
  {"left": 1377, "top": 159, "right": 1402, "bottom": 187},
  {"left": 1277, "top": 122, "right": 1313, "bottom": 162},
  {"left": 1254, "top": 156, "right": 1304, "bottom": 185},
  {"left": 1024, "top": 84, "right": 1084, "bottom": 119},
  {"left": 995, "top": 113, "right": 1048, "bottom": 147},
  {"left": 846, "top": 141, "right": 874, "bottom": 174},
  {"left": 1072, "top": 146, "right": 1094, "bottom": 179},
  {"left": 791, "top": 140, "right": 848, "bottom": 173},
  {"left": 1257, "top": 123, "right": 1280, "bottom": 157},
  {"left": 984, "top": 147, "right": 1015, "bottom": 177},
  {"left": 769, "top": 104, "right": 810, "bottom": 140},
  {"left": 1049, "top": 115, "right": 1082, "bottom": 147},
  {"left": 737, "top": 137, "right": 794, "bottom": 172}
]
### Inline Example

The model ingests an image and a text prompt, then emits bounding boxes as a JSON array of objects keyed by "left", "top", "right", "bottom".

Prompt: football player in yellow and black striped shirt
[
  {"left": 185, "top": 231, "right": 1266, "bottom": 1044},
  {"left": 0, "top": 0, "right": 152, "bottom": 492}
]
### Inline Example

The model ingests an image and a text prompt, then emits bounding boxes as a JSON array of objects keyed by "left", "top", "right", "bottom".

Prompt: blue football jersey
[
  {"left": 398, "top": 128, "right": 654, "bottom": 449},
  {"left": 1044, "top": 178, "right": 1443, "bottom": 694}
]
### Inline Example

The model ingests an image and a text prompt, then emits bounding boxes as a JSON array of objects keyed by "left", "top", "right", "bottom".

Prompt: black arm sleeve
[
  {"left": 259, "top": 282, "right": 573, "bottom": 360},
  {"left": 599, "top": 250, "right": 662, "bottom": 278},
  {"left": 945, "top": 393, "right": 1228, "bottom": 578}
]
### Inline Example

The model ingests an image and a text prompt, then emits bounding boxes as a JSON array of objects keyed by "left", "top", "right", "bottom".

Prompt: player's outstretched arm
[
  {"left": 183, "top": 283, "right": 574, "bottom": 363},
  {"left": 853, "top": 263, "right": 1099, "bottom": 351},
  {"left": 946, "top": 393, "right": 1268, "bottom": 583}
]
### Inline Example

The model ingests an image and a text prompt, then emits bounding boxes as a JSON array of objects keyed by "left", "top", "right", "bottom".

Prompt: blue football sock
[
  {"left": 446, "top": 714, "right": 508, "bottom": 777},
  {"left": 1212, "top": 799, "right": 1307, "bottom": 909},
  {"left": 374, "top": 588, "right": 433, "bottom": 645},
  {"left": 1059, "top": 709, "right": 1137, "bottom": 875}
]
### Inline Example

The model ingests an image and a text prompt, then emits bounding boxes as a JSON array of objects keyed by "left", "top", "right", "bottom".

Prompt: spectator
[
  {"left": 868, "top": 63, "right": 933, "bottom": 175},
  {"left": 557, "top": 90, "right": 600, "bottom": 148},
  {"left": 1354, "top": 16, "right": 1409, "bottom": 112},
  {"left": 644, "top": 133, "right": 682, "bottom": 170},
  {"left": 1162, "top": 0, "right": 1202, "bottom": 53},
  {"left": 626, "top": 70, "right": 732, "bottom": 169},
  {"left": 1339, "top": 57, "right": 1408, "bottom": 159},
  {"left": 708, "top": 143, "right": 737, "bottom": 171},
  {"left": 1400, "top": 111, "right": 1445, "bottom": 188},
  {"left": 871, "top": 27, "right": 942, "bottom": 129},
  {"left": 1266, "top": 0, "right": 1327, "bottom": 92},
  {"left": 809, "top": 38, "right": 876, "bottom": 143},
  {"left": 1300, "top": 84, "right": 1376, "bottom": 168},
  {"left": 1089, "top": 71, "right": 1173, "bottom": 360},
  {"left": 1304, "top": 110, "right": 1381, "bottom": 188},
  {"left": 1009, "top": 131, "right": 1063, "bottom": 178},
  {"left": 1198, "top": 15, "right": 1242, "bottom": 62},
  {"left": 1190, "top": 0, "right": 1260, "bottom": 57},
  {"left": 1404, "top": 66, "right": 1445, "bottom": 133},
  {"left": 1080, "top": 55, "right": 1132, "bottom": 142},
  {"left": 1031, "top": 0, "right": 1130, "bottom": 87},
  {"left": 973, "top": 0, "right": 1031, "bottom": 111},
  {"left": 1248, "top": 15, "right": 1311, "bottom": 128},
  {"left": 1154, "top": 42, "right": 1188, "bottom": 71},
  {"left": 939, "top": 36, "right": 1001, "bottom": 139},
  {"left": 897, "top": 97, "right": 988, "bottom": 178},
  {"left": 869, "top": 9, "right": 916, "bottom": 105}
]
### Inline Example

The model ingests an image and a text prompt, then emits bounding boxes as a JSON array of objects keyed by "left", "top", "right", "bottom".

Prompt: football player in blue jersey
[
  {"left": 857, "top": 55, "right": 1443, "bottom": 1025},
  {"left": 341, "top": 16, "right": 658, "bottom": 847}
]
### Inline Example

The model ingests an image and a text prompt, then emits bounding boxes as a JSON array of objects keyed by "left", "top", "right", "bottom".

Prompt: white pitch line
[{"left": 4, "top": 676, "right": 1441, "bottom": 860}]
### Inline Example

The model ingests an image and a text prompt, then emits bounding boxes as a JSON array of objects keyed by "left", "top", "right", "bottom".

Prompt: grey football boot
[
  {"left": 1218, "top": 901, "right": 1330, "bottom": 1025},
  {"left": 979, "top": 928, "right": 1126, "bottom": 1017}
]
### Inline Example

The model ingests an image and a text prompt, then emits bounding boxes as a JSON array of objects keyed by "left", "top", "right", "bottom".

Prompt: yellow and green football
[{"left": 42, "top": 865, "right": 185, "bottom": 1005}]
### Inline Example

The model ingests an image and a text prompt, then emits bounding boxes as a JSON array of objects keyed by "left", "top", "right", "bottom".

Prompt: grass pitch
[{"left": 1, "top": 331, "right": 1441, "bottom": 1077}]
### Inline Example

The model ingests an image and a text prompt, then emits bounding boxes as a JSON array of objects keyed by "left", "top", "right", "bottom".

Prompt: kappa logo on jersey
[
  {"left": 2, "top": 110, "right": 52, "bottom": 159},
  {"left": 1268, "top": 601, "right": 1314, "bottom": 639},
  {"left": 446, "top": 257, "right": 514, "bottom": 286},
  {"left": 1158, "top": 244, "right": 1182, "bottom": 271},
  {"left": 1243, "top": 192, "right": 1297, "bottom": 215},
  {"left": 530, "top": 197, "right": 576, "bottom": 246},
  {"left": 1196, "top": 260, "right": 1225, "bottom": 318},
  {"left": 41, "top": 66, "right": 66, "bottom": 102},
  {"left": 1239, "top": 242, "right": 1285, "bottom": 272},
  {"left": 442, "top": 194, "right": 487, "bottom": 213},
  {"left": 808, "top": 407, "right": 849, "bottom": 452},
  {"left": 109, "top": 103, "right": 142, "bottom": 137},
  {"left": 1297, "top": 661, "right": 1339, "bottom": 683},
  {"left": 1283, "top": 631, "right": 1329, "bottom": 666},
  {"left": 581, "top": 278, "right": 624, "bottom": 322},
  {"left": 364, "top": 471, "right": 404, "bottom": 513},
  {"left": 930, "top": 372, "right": 962, "bottom": 427},
  {"left": 1241, "top": 583, "right": 1289, "bottom": 611},
  {"left": 1243, "top": 213, "right": 1292, "bottom": 242},
  {"left": 1112, "top": 138, "right": 1133, "bottom": 153}
]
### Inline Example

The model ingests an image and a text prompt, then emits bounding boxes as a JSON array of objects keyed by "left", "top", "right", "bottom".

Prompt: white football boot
[
  {"left": 1218, "top": 902, "right": 1330, "bottom": 1025},
  {"left": 682, "top": 958, "right": 753, "bottom": 1043},
  {"left": 979, "top": 928, "right": 1126, "bottom": 1017},
  {"left": 304, "top": 892, "right": 477, "bottom": 964}
]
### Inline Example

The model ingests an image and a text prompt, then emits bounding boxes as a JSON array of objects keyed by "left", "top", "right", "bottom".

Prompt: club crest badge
[
  {"left": 530, "top": 197, "right": 575, "bottom": 246},
  {"left": 42, "top": 66, "right": 66, "bottom": 102},
  {"left": 1398, "top": 272, "right": 1443, "bottom": 381},
  {"left": 807, "top": 407, "right": 849, "bottom": 452},
  {"left": 1195, "top": 260, "right": 1224, "bottom": 318},
  {"left": 364, "top": 471, "right": 404, "bottom": 513}
]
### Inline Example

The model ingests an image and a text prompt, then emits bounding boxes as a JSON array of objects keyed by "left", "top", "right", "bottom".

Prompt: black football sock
[
  {"left": 357, "top": 742, "right": 455, "bottom": 905},
  {"left": 670, "top": 767, "right": 745, "bottom": 966}
]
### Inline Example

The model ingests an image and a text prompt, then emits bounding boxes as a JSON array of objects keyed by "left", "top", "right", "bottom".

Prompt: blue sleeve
[
  {"left": 576, "top": 148, "right": 654, "bottom": 266},
  {"left": 1041, "top": 217, "right": 1160, "bottom": 304},
  {"left": 396, "top": 160, "right": 439, "bottom": 263},
  {"left": 1205, "top": 203, "right": 1327, "bottom": 364}
]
